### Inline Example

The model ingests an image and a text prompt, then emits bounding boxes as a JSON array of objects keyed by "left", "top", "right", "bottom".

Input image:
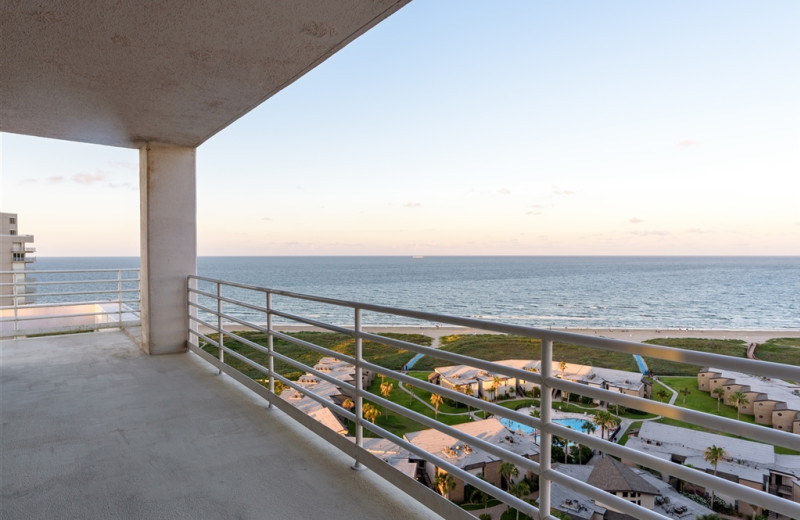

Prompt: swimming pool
[{"left": 499, "top": 416, "right": 593, "bottom": 435}]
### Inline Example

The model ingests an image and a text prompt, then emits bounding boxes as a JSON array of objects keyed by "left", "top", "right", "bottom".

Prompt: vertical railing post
[
  {"left": 217, "top": 282, "right": 223, "bottom": 374},
  {"left": 538, "top": 338, "right": 553, "bottom": 519},
  {"left": 266, "top": 291, "right": 274, "bottom": 409},
  {"left": 12, "top": 273, "right": 20, "bottom": 336},
  {"left": 117, "top": 269, "right": 123, "bottom": 325},
  {"left": 187, "top": 276, "right": 198, "bottom": 348},
  {"left": 352, "top": 307, "right": 366, "bottom": 470}
]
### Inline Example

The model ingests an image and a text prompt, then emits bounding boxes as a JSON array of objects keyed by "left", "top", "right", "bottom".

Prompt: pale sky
[{"left": 2, "top": 1, "right": 799, "bottom": 256}]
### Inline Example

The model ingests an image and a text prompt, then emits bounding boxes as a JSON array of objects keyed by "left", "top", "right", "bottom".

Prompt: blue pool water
[{"left": 500, "top": 417, "right": 592, "bottom": 435}]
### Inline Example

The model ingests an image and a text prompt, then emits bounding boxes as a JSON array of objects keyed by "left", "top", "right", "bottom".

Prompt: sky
[{"left": 2, "top": 1, "right": 799, "bottom": 257}]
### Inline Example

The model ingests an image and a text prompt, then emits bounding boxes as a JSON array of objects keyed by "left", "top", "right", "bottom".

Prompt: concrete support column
[{"left": 139, "top": 143, "right": 196, "bottom": 355}]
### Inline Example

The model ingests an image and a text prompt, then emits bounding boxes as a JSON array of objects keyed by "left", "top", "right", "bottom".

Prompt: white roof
[
  {"left": 706, "top": 368, "right": 800, "bottom": 410},
  {"left": 404, "top": 418, "right": 539, "bottom": 470},
  {"left": 636, "top": 422, "right": 775, "bottom": 465}
]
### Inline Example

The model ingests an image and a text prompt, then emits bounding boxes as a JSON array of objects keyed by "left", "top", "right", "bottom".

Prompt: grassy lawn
[
  {"left": 756, "top": 337, "right": 800, "bottom": 368},
  {"left": 642, "top": 338, "right": 747, "bottom": 376},
  {"left": 411, "top": 334, "right": 638, "bottom": 372},
  {"left": 361, "top": 375, "right": 473, "bottom": 437},
  {"left": 202, "top": 330, "right": 431, "bottom": 380},
  {"left": 655, "top": 376, "right": 800, "bottom": 454}
]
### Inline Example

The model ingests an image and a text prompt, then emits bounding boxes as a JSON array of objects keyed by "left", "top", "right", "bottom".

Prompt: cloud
[
  {"left": 46, "top": 176, "right": 65, "bottom": 184},
  {"left": 526, "top": 204, "right": 543, "bottom": 216},
  {"left": 677, "top": 139, "right": 697, "bottom": 147},
  {"left": 687, "top": 227, "right": 708, "bottom": 234},
  {"left": 108, "top": 160, "right": 138, "bottom": 170},
  {"left": 404, "top": 202, "right": 422, "bottom": 208},
  {"left": 72, "top": 172, "right": 107, "bottom": 184},
  {"left": 18, "top": 178, "right": 38, "bottom": 185},
  {"left": 107, "top": 182, "right": 136, "bottom": 190},
  {"left": 552, "top": 186, "right": 575, "bottom": 196},
  {"left": 498, "top": 188, "right": 512, "bottom": 196},
  {"left": 261, "top": 217, "right": 273, "bottom": 221},
  {"left": 629, "top": 217, "right": 643, "bottom": 224},
  {"left": 627, "top": 230, "right": 671, "bottom": 237}
]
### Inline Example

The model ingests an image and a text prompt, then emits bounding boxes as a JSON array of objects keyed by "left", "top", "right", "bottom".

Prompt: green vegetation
[
  {"left": 642, "top": 338, "right": 747, "bottom": 376},
  {"left": 360, "top": 375, "right": 472, "bottom": 437},
  {"left": 202, "top": 330, "right": 431, "bottom": 380},
  {"left": 755, "top": 337, "right": 800, "bottom": 367},
  {"left": 411, "top": 334, "right": 637, "bottom": 372}
]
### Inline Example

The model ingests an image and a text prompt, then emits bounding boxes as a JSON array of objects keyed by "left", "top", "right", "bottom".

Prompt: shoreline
[{"left": 209, "top": 324, "right": 799, "bottom": 343}]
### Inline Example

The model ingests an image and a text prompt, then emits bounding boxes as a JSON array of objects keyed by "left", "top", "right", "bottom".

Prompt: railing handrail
[
  {"left": 186, "top": 275, "right": 800, "bottom": 520},
  {"left": 0, "top": 268, "right": 141, "bottom": 338}
]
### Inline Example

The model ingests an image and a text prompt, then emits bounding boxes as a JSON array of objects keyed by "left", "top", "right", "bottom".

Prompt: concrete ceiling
[{"left": 0, "top": 1, "right": 411, "bottom": 149}]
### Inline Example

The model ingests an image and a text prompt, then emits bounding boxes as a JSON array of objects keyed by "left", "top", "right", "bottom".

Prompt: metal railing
[
  {"left": 0, "top": 269, "right": 141, "bottom": 338},
  {"left": 187, "top": 275, "right": 800, "bottom": 520}
]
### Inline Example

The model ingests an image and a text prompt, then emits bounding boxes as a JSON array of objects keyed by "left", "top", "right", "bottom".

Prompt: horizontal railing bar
[
  {"left": 1, "top": 299, "right": 139, "bottom": 311},
  {"left": 7, "top": 289, "right": 140, "bottom": 299},
  {"left": 0, "top": 320, "right": 141, "bottom": 339},
  {"left": 0, "top": 269, "right": 139, "bottom": 274},
  {"left": 3, "top": 279, "right": 140, "bottom": 287},
  {"left": 1, "top": 310, "right": 141, "bottom": 323},
  {"left": 190, "top": 276, "right": 800, "bottom": 381},
  {"left": 220, "top": 328, "right": 358, "bottom": 395}
]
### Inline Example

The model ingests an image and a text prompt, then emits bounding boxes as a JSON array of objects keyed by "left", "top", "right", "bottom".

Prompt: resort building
[
  {"left": 0, "top": 212, "right": 35, "bottom": 306},
  {"left": 624, "top": 422, "right": 800, "bottom": 517},
  {"left": 280, "top": 357, "right": 374, "bottom": 435},
  {"left": 698, "top": 368, "right": 800, "bottom": 433},
  {"left": 430, "top": 360, "right": 646, "bottom": 402},
  {"left": 550, "top": 458, "right": 715, "bottom": 520},
  {"left": 404, "top": 418, "right": 540, "bottom": 502}
]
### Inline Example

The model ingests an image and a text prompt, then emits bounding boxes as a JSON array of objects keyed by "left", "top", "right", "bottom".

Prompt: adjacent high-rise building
[{"left": 0, "top": 212, "right": 35, "bottom": 306}]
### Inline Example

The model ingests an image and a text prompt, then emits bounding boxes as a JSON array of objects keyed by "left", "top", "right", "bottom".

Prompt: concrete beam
[{"left": 139, "top": 143, "right": 196, "bottom": 355}]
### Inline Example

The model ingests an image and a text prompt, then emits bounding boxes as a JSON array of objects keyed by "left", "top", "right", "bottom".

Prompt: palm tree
[
  {"left": 579, "top": 421, "right": 597, "bottom": 463},
  {"left": 728, "top": 391, "right": 750, "bottom": 421},
  {"left": 498, "top": 461, "right": 519, "bottom": 491},
  {"left": 380, "top": 381, "right": 393, "bottom": 421},
  {"left": 704, "top": 444, "right": 727, "bottom": 507},
  {"left": 363, "top": 402, "right": 381, "bottom": 424},
  {"left": 560, "top": 360, "right": 567, "bottom": 377},
  {"left": 679, "top": 387, "right": 691, "bottom": 405},
  {"left": 655, "top": 389, "right": 669, "bottom": 403},
  {"left": 461, "top": 384, "right": 474, "bottom": 416},
  {"left": 341, "top": 397, "right": 354, "bottom": 424},
  {"left": 712, "top": 387, "right": 725, "bottom": 412},
  {"left": 430, "top": 393, "right": 444, "bottom": 419},
  {"left": 434, "top": 471, "right": 455, "bottom": 499},
  {"left": 491, "top": 376, "right": 501, "bottom": 400},
  {"left": 470, "top": 473, "right": 490, "bottom": 515},
  {"left": 510, "top": 480, "right": 531, "bottom": 520},
  {"left": 593, "top": 410, "right": 617, "bottom": 440}
]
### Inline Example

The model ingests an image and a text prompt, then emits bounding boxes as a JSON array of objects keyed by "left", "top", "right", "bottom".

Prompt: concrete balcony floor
[{"left": 1, "top": 330, "right": 443, "bottom": 520}]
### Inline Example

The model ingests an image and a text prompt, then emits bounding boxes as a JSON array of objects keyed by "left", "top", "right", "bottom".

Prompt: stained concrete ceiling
[{"left": 0, "top": 1, "right": 411, "bottom": 149}]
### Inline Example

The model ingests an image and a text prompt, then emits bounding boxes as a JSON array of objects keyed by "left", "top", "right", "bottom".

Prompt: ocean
[{"left": 29, "top": 256, "right": 800, "bottom": 330}]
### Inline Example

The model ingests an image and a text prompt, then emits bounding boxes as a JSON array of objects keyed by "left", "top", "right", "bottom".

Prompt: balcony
[
  {"left": 3, "top": 273, "right": 800, "bottom": 520},
  {"left": 1, "top": 329, "right": 445, "bottom": 520}
]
